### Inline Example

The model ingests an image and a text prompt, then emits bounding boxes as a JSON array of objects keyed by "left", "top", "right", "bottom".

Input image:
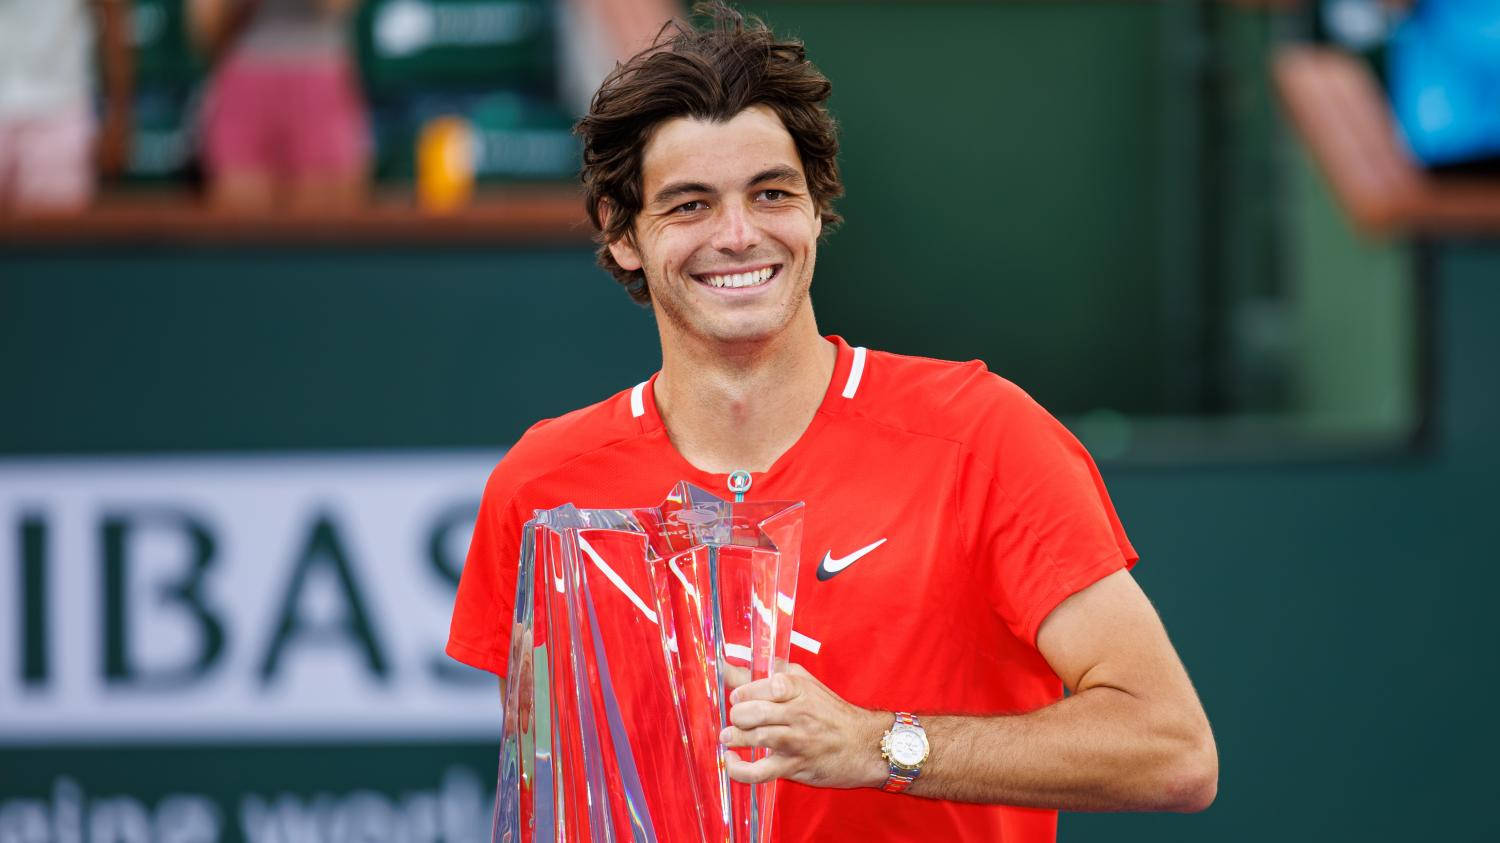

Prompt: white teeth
[{"left": 704, "top": 266, "right": 775, "bottom": 288}]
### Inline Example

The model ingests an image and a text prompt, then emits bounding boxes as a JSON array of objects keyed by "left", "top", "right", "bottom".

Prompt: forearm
[
  {"left": 320, "top": 0, "right": 361, "bottom": 17},
  {"left": 93, "top": 0, "right": 133, "bottom": 176},
  {"left": 726, "top": 573, "right": 1218, "bottom": 811},
  {"left": 186, "top": 0, "right": 237, "bottom": 50},
  {"left": 886, "top": 687, "right": 1216, "bottom": 811}
]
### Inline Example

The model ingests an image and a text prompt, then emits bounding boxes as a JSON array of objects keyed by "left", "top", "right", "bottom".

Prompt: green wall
[
  {"left": 0, "top": 247, "right": 657, "bottom": 453},
  {"left": 747, "top": 2, "right": 1173, "bottom": 415},
  {"left": 1075, "top": 246, "right": 1499, "bottom": 840}
]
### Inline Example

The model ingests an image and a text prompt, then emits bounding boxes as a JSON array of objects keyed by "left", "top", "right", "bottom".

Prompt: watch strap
[{"left": 882, "top": 768, "right": 917, "bottom": 793}]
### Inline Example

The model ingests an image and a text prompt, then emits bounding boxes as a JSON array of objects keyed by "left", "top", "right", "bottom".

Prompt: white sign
[
  {"left": 0, "top": 451, "right": 506, "bottom": 744},
  {"left": 374, "top": 0, "right": 538, "bottom": 57}
]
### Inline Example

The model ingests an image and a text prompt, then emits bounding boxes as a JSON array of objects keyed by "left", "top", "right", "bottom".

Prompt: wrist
[{"left": 860, "top": 709, "right": 894, "bottom": 788}]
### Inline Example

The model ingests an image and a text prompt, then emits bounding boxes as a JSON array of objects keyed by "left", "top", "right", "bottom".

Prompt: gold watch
[{"left": 879, "top": 712, "right": 929, "bottom": 793}]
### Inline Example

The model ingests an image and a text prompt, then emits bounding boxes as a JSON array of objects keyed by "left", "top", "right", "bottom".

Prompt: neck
[{"left": 653, "top": 309, "right": 836, "bottom": 474}]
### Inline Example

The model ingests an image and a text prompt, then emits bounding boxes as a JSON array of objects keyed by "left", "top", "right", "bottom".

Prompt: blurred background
[{"left": 3, "top": 0, "right": 1499, "bottom": 839}]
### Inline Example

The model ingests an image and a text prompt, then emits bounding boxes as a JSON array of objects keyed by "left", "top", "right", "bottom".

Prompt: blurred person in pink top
[
  {"left": 189, "top": 0, "right": 370, "bottom": 211},
  {"left": 0, "top": 0, "right": 129, "bottom": 213}
]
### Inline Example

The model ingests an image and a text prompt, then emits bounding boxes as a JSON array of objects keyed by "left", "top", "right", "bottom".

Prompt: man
[{"left": 448, "top": 4, "right": 1217, "bottom": 840}]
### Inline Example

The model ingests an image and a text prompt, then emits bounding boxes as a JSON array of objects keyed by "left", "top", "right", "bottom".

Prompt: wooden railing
[{"left": 0, "top": 186, "right": 591, "bottom": 245}]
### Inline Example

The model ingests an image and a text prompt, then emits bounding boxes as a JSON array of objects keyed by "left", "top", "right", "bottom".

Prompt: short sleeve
[
  {"left": 961, "top": 380, "right": 1138, "bottom": 648},
  {"left": 446, "top": 463, "right": 526, "bottom": 676}
]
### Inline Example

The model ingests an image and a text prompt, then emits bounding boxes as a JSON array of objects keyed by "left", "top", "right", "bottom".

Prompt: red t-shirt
[{"left": 448, "top": 336, "right": 1138, "bottom": 842}]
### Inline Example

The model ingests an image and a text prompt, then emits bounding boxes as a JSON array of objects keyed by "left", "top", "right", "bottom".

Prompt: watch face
[{"left": 888, "top": 728, "right": 926, "bottom": 766}]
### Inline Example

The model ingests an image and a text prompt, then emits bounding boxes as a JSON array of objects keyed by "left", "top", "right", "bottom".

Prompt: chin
[
  {"left": 700, "top": 323, "right": 781, "bottom": 346},
  {"left": 653, "top": 284, "right": 809, "bottom": 348}
]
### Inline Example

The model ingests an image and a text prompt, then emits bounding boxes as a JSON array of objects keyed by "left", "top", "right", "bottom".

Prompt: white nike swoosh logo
[{"left": 816, "top": 538, "right": 887, "bottom": 581}]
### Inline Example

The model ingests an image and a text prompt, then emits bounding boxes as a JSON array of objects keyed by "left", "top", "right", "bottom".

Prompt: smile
[{"left": 694, "top": 264, "right": 779, "bottom": 289}]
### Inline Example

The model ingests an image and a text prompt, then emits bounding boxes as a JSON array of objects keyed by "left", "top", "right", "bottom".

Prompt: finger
[
  {"left": 727, "top": 698, "right": 789, "bottom": 730},
  {"left": 719, "top": 724, "right": 792, "bottom": 750},
  {"left": 730, "top": 673, "right": 796, "bottom": 704},
  {"left": 719, "top": 660, "right": 752, "bottom": 690},
  {"left": 724, "top": 750, "right": 795, "bottom": 785},
  {"left": 780, "top": 662, "right": 831, "bottom": 692}
]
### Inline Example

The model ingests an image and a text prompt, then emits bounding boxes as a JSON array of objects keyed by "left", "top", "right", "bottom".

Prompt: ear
[
  {"left": 608, "top": 236, "right": 643, "bottom": 272},
  {"left": 599, "top": 200, "right": 643, "bottom": 271}
]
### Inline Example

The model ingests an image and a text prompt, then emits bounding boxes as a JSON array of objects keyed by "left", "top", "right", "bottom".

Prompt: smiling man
[{"left": 446, "top": 4, "right": 1217, "bottom": 841}]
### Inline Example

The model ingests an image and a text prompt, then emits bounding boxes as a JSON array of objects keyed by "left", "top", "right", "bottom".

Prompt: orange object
[{"left": 417, "top": 116, "right": 477, "bottom": 213}]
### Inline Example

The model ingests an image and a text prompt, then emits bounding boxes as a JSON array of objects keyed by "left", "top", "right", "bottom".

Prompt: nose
[{"left": 710, "top": 198, "right": 759, "bottom": 254}]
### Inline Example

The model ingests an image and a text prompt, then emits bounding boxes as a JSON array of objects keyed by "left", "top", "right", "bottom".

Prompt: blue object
[{"left": 1388, "top": 0, "right": 1500, "bottom": 166}]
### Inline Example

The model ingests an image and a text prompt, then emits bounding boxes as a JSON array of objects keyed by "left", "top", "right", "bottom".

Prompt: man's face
[{"left": 609, "top": 105, "right": 823, "bottom": 349}]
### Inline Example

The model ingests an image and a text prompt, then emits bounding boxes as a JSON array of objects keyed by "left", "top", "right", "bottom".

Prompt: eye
[
  {"left": 759, "top": 189, "right": 788, "bottom": 201},
  {"left": 674, "top": 200, "right": 707, "bottom": 214}
]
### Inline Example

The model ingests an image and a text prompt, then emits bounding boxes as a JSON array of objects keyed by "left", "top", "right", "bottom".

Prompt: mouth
[{"left": 692, "top": 264, "right": 780, "bottom": 290}]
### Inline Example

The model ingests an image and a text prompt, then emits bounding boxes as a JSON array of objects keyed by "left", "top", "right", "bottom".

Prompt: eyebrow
[
  {"left": 748, "top": 166, "right": 805, "bottom": 188},
  {"left": 648, "top": 166, "right": 807, "bottom": 208},
  {"left": 650, "top": 181, "right": 714, "bottom": 207}
]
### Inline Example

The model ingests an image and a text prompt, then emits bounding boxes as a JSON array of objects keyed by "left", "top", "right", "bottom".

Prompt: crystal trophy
[{"left": 495, "top": 481, "right": 804, "bottom": 843}]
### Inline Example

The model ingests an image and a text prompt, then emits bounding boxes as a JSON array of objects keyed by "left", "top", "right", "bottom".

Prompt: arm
[
  {"left": 319, "top": 0, "right": 362, "bottom": 17},
  {"left": 91, "top": 0, "right": 133, "bottom": 178},
  {"left": 722, "top": 568, "right": 1218, "bottom": 812},
  {"left": 187, "top": 0, "right": 261, "bottom": 57},
  {"left": 186, "top": 0, "right": 232, "bottom": 51}
]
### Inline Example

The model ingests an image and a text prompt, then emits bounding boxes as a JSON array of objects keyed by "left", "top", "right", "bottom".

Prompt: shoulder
[
  {"left": 479, "top": 383, "right": 646, "bottom": 505},
  {"left": 853, "top": 347, "right": 1057, "bottom": 447}
]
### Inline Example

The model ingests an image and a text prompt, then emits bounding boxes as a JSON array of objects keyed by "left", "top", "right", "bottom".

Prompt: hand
[{"left": 720, "top": 662, "right": 889, "bottom": 789}]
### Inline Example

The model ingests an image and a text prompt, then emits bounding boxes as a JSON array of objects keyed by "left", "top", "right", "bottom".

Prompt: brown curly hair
[{"left": 574, "top": 1, "right": 844, "bottom": 305}]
